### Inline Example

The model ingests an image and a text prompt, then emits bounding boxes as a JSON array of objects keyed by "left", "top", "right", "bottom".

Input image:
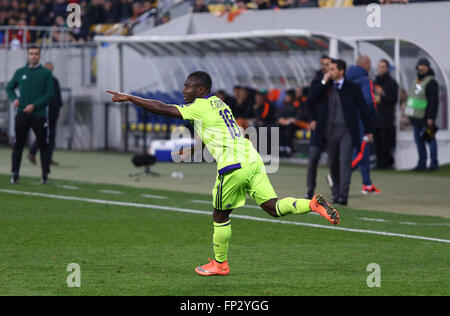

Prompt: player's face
[{"left": 182, "top": 78, "right": 200, "bottom": 104}]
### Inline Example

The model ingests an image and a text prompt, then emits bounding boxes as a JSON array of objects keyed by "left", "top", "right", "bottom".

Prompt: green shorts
[{"left": 212, "top": 156, "right": 277, "bottom": 210}]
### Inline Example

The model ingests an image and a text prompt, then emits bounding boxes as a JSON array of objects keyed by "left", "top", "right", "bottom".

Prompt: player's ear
[{"left": 197, "top": 85, "right": 206, "bottom": 96}]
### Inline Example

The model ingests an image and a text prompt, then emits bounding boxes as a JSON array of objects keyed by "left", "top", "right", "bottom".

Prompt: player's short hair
[
  {"left": 188, "top": 71, "right": 212, "bottom": 92},
  {"left": 320, "top": 54, "right": 331, "bottom": 60},
  {"left": 331, "top": 59, "right": 347, "bottom": 73}
]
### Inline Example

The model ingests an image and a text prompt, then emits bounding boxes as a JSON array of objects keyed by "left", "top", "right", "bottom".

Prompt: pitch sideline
[{"left": 1, "top": 188, "right": 450, "bottom": 244}]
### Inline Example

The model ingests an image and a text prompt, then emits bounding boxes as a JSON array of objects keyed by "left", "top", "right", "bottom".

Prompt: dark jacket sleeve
[
  {"left": 425, "top": 79, "right": 439, "bottom": 120},
  {"left": 53, "top": 77, "right": 63, "bottom": 109},
  {"left": 380, "top": 78, "right": 398, "bottom": 105},
  {"left": 307, "top": 80, "right": 331, "bottom": 121},
  {"left": 354, "top": 84, "right": 373, "bottom": 134},
  {"left": 359, "top": 77, "right": 376, "bottom": 114},
  {"left": 33, "top": 71, "right": 55, "bottom": 111},
  {"left": 5, "top": 70, "right": 19, "bottom": 102}
]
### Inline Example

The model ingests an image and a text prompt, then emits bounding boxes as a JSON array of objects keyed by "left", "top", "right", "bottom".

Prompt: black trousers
[
  {"left": 327, "top": 125, "right": 353, "bottom": 201},
  {"left": 12, "top": 113, "right": 51, "bottom": 175},
  {"left": 374, "top": 125, "right": 395, "bottom": 169},
  {"left": 30, "top": 117, "right": 57, "bottom": 160}
]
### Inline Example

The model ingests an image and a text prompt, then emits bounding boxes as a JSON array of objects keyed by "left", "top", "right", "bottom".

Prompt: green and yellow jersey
[{"left": 175, "top": 95, "right": 259, "bottom": 175}]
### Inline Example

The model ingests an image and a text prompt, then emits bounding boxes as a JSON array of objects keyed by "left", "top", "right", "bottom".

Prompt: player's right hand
[{"left": 106, "top": 90, "right": 130, "bottom": 102}]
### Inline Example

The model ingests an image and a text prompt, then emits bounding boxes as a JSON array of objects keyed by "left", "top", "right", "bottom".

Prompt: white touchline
[
  {"left": 190, "top": 199, "right": 211, "bottom": 205},
  {"left": 98, "top": 189, "right": 123, "bottom": 195},
  {"left": 1, "top": 189, "right": 450, "bottom": 244},
  {"left": 359, "top": 217, "right": 390, "bottom": 223},
  {"left": 58, "top": 185, "right": 79, "bottom": 190},
  {"left": 141, "top": 194, "right": 168, "bottom": 200}
]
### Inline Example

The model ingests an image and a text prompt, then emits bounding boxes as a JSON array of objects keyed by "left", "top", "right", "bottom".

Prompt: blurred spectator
[
  {"left": 373, "top": 59, "right": 398, "bottom": 169},
  {"left": 250, "top": 0, "right": 270, "bottom": 10},
  {"left": 105, "top": 0, "right": 122, "bottom": 23},
  {"left": 353, "top": 0, "right": 380, "bottom": 4},
  {"left": 51, "top": 15, "right": 69, "bottom": 42},
  {"left": 29, "top": 62, "right": 63, "bottom": 167},
  {"left": 37, "top": 0, "right": 56, "bottom": 26},
  {"left": 253, "top": 89, "right": 277, "bottom": 127},
  {"left": 405, "top": 58, "right": 439, "bottom": 171},
  {"left": 236, "top": 0, "right": 248, "bottom": 10},
  {"left": 347, "top": 55, "right": 381, "bottom": 195},
  {"left": 252, "top": 89, "right": 277, "bottom": 154},
  {"left": 216, "top": 89, "right": 237, "bottom": 111},
  {"left": 293, "top": 85, "right": 309, "bottom": 129},
  {"left": 305, "top": 54, "right": 331, "bottom": 199},
  {"left": 296, "top": 0, "right": 319, "bottom": 7},
  {"left": 143, "top": 0, "right": 158, "bottom": 10},
  {"left": 278, "top": 0, "right": 295, "bottom": 9},
  {"left": 53, "top": 0, "right": 68, "bottom": 18},
  {"left": 234, "top": 87, "right": 255, "bottom": 129},
  {"left": 193, "top": 0, "right": 210, "bottom": 12},
  {"left": 119, "top": 0, "right": 133, "bottom": 21},
  {"left": 128, "top": 1, "right": 144, "bottom": 24},
  {"left": 159, "top": 11, "right": 171, "bottom": 24},
  {"left": 2, "top": 17, "right": 30, "bottom": 48},
  {"left": 227, "top": 85, "right": 241, "bottom": 115},
  {"left": 87, "top": 0, "right": 108, "bottom": 25},
  {"left": 276, "top": 89, "right": 298, "bottom": 157},
  {"left": 70, "top": 17, "right": 91, "bottom": 43}
]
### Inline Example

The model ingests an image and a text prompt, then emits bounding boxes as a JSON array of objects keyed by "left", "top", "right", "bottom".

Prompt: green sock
[
  {"left": 213, "top": 220, "right": 232, "bottom": 262},
  {"left": 275, "top": 198, "right": 311, "bottom": 217}
]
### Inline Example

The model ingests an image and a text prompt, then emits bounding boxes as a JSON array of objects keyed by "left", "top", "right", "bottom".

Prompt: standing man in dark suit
[
  {"left": 305, "top": 55, "right": 331, "bottom": 199},
  {"left": 28, "top": 62, "right": 63, "bottom": 166},
  {"left": 373, "top": 59, "right": 398, "bottom": 169},
  {"left": 308, "top": 59, "right": 373, "bottom": 205}
]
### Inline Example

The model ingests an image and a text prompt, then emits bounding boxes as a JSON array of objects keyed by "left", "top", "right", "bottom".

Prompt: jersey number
[{"left": 219, "top": 109, "right": 241, "bottom": 139}]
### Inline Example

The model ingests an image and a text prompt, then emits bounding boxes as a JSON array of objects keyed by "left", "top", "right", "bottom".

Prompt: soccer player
[{"left": 107, "top": 71, "right": 340, "bottom": 276}]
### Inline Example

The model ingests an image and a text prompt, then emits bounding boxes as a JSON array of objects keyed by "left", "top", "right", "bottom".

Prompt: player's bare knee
[{"left": 213, "top": 209, "right": 231, "bottom": 223}]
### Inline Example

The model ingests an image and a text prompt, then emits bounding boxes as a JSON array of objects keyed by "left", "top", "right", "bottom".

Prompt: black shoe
[
  {"left": 11, "top": 174, "right": 19, "bottom": 184},
  {"left": 332, "top": 196, "right": 340, "bottom": 204},
  {"left": 304, "top": 193, "right": 313, "bottom": 200},
  {"left": 41, "top": 174, "right": 49, "bottom": 184},
  {"left": 339, "top": 199, "right": 348, "bottom": 206}
]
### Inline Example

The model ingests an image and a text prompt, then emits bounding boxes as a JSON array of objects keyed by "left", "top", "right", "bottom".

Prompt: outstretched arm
[{"left": 106, "top": 90, "right": 182, "bottom": 119}]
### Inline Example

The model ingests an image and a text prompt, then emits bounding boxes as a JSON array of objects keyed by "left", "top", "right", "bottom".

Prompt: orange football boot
[
  {"left": 195, "top": 258, "right": 230, "bottom": 276},
  {"left": 309, "top": 194, "right": 340, "bottom": 225}
]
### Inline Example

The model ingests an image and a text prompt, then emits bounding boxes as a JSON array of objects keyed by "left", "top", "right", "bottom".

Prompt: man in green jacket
[{"left": 6, "top": 45, "right": 54, "bottom": 184}]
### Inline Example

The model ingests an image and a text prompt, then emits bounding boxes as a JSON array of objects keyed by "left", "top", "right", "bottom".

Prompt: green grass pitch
[{"left": 0, "top": 173, "right": 449, "bottom": 296}]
